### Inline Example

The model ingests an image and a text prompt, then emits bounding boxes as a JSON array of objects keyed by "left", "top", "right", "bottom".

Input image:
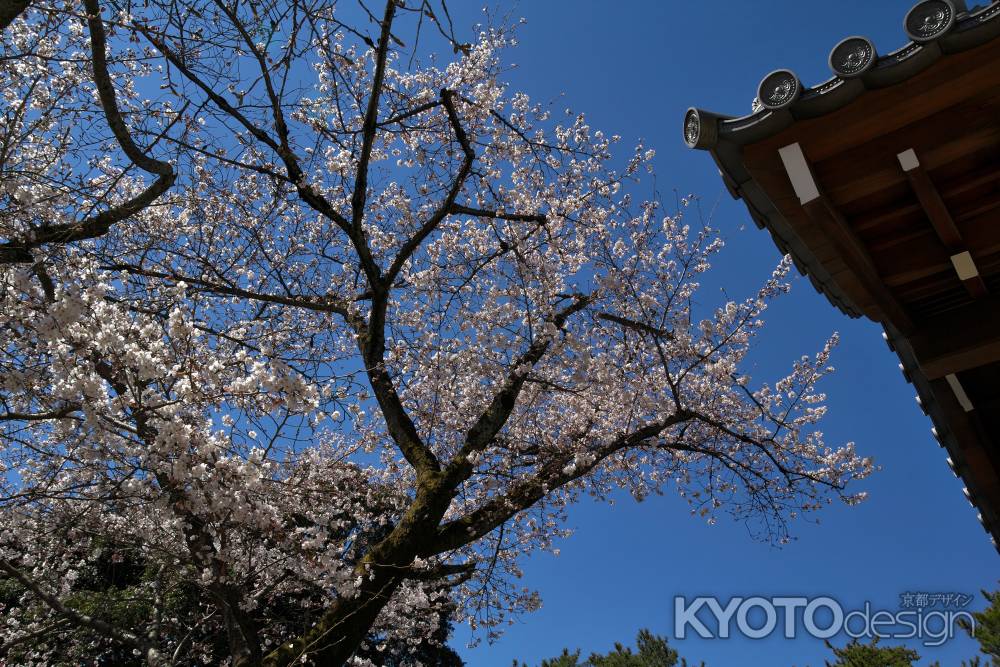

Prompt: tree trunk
[{"left": 262, "top": 568, "right": 402, "bottom": 667}]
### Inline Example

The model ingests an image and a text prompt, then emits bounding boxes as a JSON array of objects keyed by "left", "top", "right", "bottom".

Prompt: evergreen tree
[
  {"left": 961, "top": 586, "right": 1000, "bottom": 662},
  {"left": 0, "top": 552, "right": 465, "bottom": 666},
  {"left": 823, "top": 638, "right": 920, "bottom": 667},
  {"left": 517, "top": 629, "right": 703, "bottom": 667},
  {"left": 518, "top": 622, "right": 1000, "bottom": 667}
]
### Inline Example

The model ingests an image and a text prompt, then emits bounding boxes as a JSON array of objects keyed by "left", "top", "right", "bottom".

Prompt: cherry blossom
[{"left": 0, "top": 1, "right": 873, "bottom": 665}]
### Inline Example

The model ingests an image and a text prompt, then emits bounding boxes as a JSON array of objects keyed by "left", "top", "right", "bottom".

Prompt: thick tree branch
[
  {"left": 0, "top": 176, "right": 175, "bottom": 264},
  {"left": 261, "top": 567, "right": 401, "bottom": 667},
  {"left": 379, "top": 99, "right": 441, "bottom": 127},
  {"left": 430, "top": 416, "right": 686, "bottom": 554},
  {"left": 597, "top": 312, "right": 673, "bottom": 338},
  {"left": 100, "top": 263, "right": 351, "bottom": 316},
  {"left": 0, "top": 0, "right": 176, "bottom": 264},
  {"left": 85, "top": 354, "right": 263, "bottom": 665},
  {"left": 350, "top": 0, "right": 397, "bottom": 234},
  {"left": 385, "top": 88, "right": 474, "bottom": 286},
  {"left": 349, "top": 48, "right": 479, "bottom": 485},
  {"left": 444, "top": 294, "right": 593, "bottom": 484},
  {"left": 354, "top": 315, "right": 442, "bottom": 476},
  {"left": 0, "top": 404, "right": 80, "bottom": 421},
  {"left": 367, "top": 87, "right": 476, "bottom": 388},
  {"left": 85, "top": 0, "right": 173, "bottom": 178},
  {"left": 0, "top": 619, "right": 70, "bottom": 658},
  {"left": 449, "top": 203, "right": 546, "bottom": 223},
  {"left": 382, "top": 560, "right": 475, "bottom": 582}
]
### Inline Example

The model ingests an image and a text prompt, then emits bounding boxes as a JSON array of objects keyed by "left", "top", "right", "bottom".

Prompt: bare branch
[
  {"left": 385, "top": 88, "right": 474, "bottom": 286},
  {"left": 0, "top": 405, "right": 80, "bottom": 421},
  {"left": 350, "top": 0, "right": 398, "bottom": 235},
  {"left": 430, "top": 416, "right": 685, "bottom": 554},
  {"left": 449, "top": 203, "right": 546, "bottom": 224},
  {"left": 84, "top": 0, "right": 173, "bottom": 178},
  {"left": 597, "top": 312, "right": 673, "bottom": 339}
]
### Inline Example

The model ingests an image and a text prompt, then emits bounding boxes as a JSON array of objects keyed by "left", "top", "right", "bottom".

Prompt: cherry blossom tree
[{"left": 0, "top": 1, "right": 874, "bottom": 665}]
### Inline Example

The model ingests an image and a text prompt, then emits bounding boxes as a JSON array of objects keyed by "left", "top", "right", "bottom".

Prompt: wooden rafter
[
  {"left": 898, "top": 148, "right": 989, "bottom": 298},
  {"left": 929, "top": 376, "right": 1000, "bottom": 522},
  {"left": 801, "top": 198, "right": 916, "bottom": 333},
  {"left": 778, "top": 142, "right": 916, "bottom": 333},
  {"left": 910, "top": 295, "right": 1000, "bottom": 379}
]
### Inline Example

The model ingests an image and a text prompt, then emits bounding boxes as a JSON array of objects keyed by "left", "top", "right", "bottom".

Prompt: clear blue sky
[{"left": 439, "top": 1, "right": 998, "bottom": 665}]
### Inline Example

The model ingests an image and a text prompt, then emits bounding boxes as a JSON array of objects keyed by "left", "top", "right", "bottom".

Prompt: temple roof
[
  {"left": 685, "top": 1, "right": 1000, "bottom": 152},
  {"left": 684, "top": 0, "right": 1000, "bottom": 552}
]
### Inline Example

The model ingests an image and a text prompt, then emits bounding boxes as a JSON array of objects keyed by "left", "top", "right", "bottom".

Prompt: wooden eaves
[{"left": 684, "top": 0, "right": 1000, "bottom": 552}]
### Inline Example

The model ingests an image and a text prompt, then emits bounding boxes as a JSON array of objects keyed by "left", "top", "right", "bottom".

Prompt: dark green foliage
[
  {"left": 0, "top": 546, "right": 465, "bottom": 667},
  {"left": 0, "top": 548, "right": 177, "bottom": 667},
  {"left": 517, "top": 629, "right": 704, "bottom": 667},
  {"left": 960, "top": 586, "right": 1000, "bottom": 662},
  {"left": 929, "top": 658, "right": 988, "bottom": 667},
  {"left": 522, "top": 629, "right": 991, "bottom": 667},
  {"left": 823, "top": 638, "right": 920, "bottom": 667},
  {"left": 587, "top": 629, "right": 680, "bottom": 667},
  {"left": 538, "top": 648, "right": 584, "bottom": 667}
]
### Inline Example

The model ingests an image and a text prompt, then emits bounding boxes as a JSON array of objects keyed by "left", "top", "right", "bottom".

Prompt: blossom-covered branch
[{"left": 0, "top": 1, "right": 873, "bottom": 665}]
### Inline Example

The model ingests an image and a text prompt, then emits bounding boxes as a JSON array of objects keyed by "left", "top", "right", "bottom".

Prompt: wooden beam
[
  {"left": 740, "top": 161, "right": 883, "bottom": 318},
  {"left": 775, "top": 143, "right": 915, "bottom": 330},
  {"left": 777, "top": 143, "right": 820, "bottom": 204},
  {"left": 951, "top": 251, "right": 988, "bottom": 297},
  {"left": 956, "top": 190, "right": 1000, "bottom": 223},
  {"left": 801, "top": 196, "right": 915, "bottom": 334},
  {"left": 898, "top": 148, "right": 989, "bottom": 298},
  {"left": 928, "top": 377, "right": 1000, "bottom": 540},
  {"left": 874, "top": 205, "right": 1000, "bottom": 288},
  {"left": 814, "top": 120, "right": 1000, "bottom": 209},
  {"left": 899, "top": 149, "right": 963, "bottom": 248},
  {"left": 853, "top": 162, "right": 1000, "bottom": 234},
  {"left": 910, "top": 296, "right": 1000, "bottom": 379},
  {"left": 946, "top": 374, "right": 975, "bottom": 412}
]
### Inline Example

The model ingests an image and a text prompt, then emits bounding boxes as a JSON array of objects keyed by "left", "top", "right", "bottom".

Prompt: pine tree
[
  {"left": 823, "top": 638, "right": 920, "bottom": 667},
  {"left": 517, "top": 629, "right": 703, "bottom": 667},
  {"left": 961, "top": 586, "right": 1000, "bottom": 662}
]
